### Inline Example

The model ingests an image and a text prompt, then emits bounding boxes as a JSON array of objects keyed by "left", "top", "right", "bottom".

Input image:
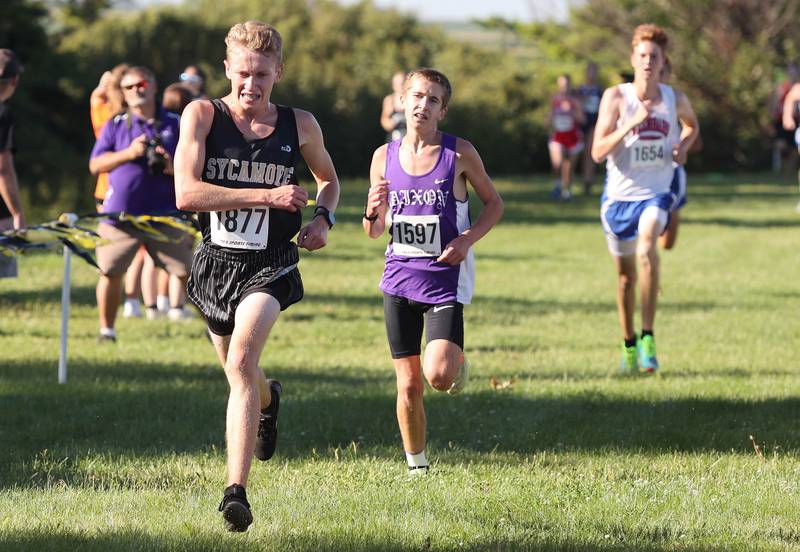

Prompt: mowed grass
[{"left": 2, "top": 173, "right": 800, "bottom": 551}]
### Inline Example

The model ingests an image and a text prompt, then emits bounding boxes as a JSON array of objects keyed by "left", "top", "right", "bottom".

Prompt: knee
[
  {"left": 637, "top": 245, "right": 659, "bottom": 270},
  {"left": 618, "top": 271, "right": 636, "bottom": 292},
  {"left": 426, "top": 371, "right": 451, "bottom": 392},
  {"left": 397, "top": 377, "right": 424, "bottom": 403},
  {"left": 423, "top": 356, "right": 459, "bottom": 391},
  {"left": 224, "top": 355, "right": 258, "bottom": 388}
]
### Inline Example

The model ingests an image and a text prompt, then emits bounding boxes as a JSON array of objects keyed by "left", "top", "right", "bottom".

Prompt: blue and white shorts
[
  {"left": 670, "top": 165, "right": 687, "bottom": 210},
  {"left": 600, "top": 191, "right": 676, "bottom": 257}
]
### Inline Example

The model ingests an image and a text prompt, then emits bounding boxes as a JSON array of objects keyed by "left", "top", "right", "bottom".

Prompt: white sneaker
[
  {"left": 447, "top": 357, "right": 469, "bottom": 395},
  {"left": 145, "top": 307, "right": 161, "bottom": 320},
  {"left": 156, "top": 295, "right": 170, "bottom": 314},
  {"left": 407, "top": 466, "right": 429, "bottom": 477},
  {"left": 167, "top": 307, "right": 191, "bottom": 321},
  {"left": 123, "top": 299, "right": 142, "bottom": 319}
]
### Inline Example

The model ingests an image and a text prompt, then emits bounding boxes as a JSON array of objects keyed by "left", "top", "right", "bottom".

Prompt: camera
[{"left": 145, "top": 137, "right": 167, "bottom": 176}]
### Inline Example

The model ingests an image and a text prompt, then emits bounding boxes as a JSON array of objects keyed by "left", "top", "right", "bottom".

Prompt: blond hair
[
  {"left": 631, "top": 23, "right": 669, "bottom": 53},
  {"left": 405, "top": 68, "right": 452, "bottom": 107},
  {"left": 225, "top": 21, "right": 283, "bottom": 61}
]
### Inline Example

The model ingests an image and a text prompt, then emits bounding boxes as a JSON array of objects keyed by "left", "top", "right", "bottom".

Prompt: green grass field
[{"left": 2, "top": 173, "right": 800, "bottom": 551}]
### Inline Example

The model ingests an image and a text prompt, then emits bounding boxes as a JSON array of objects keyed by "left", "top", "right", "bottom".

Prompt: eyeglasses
[
  {"left": 122, "top": 80, "right": 149, "bottom": 91},
  {"left": 180, "top": 73, "right": 201, "bottom": 84}
]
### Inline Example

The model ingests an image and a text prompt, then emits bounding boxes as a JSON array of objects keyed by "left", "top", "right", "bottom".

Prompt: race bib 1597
[{"left": 391, "top": 214, "right": 441, "bottom": 257}]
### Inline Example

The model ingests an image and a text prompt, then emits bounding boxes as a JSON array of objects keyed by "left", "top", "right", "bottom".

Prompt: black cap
[{"left": 0, "top": 49, "right": 24, "bottom": 80}]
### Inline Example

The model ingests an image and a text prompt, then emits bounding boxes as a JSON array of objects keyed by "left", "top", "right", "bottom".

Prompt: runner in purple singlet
[{"left": 363, "top": 68, "right": 503, "bottom": 475}]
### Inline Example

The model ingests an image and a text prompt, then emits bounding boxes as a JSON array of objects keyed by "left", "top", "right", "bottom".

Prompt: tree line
[{"left": 2, "top": 0, "right": 798, "bottom": 219}]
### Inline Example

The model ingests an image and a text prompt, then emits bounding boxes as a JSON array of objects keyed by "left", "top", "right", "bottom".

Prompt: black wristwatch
[
  {"left": 313, "top": 205, "right": 335, "bottom": 229},
  {"left": 363, "top": 206, "right": 379, "bottom": 223}
]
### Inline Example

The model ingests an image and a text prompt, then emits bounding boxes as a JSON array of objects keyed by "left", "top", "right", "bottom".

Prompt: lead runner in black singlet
[{"left": 174, "top": 20, "right": 340, "bottom": 532}]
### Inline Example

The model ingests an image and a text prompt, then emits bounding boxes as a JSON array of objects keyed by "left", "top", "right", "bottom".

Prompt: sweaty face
[
  {"left": 402, "top": 77, "right": 447, "bottom": 130},
  {"left": 631, "top": 41, "right": 664, "bottom": 82},
  {"left": 224, "top": 46, "right": 283, "bottom": 110}
]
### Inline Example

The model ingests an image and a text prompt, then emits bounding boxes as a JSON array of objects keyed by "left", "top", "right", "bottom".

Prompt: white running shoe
[
  {"left": 167, "top": 307, "right": 191, "bottom": 321},
  {"left": 145, "top": 307, "right": 161, "bottom": 321},
  {"left": 123, "top": 299, "right": 142, "bottom": 319},
  {"left": 447, "top": 357, "right": 469, "bottom": 395},
  {"left": 156, "top": 295, "right": 170, "bottom": 314}
]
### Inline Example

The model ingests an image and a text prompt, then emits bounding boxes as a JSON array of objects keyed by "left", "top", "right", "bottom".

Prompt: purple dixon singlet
[{"left": 379, "top": 133, "right": 476, "bottom": 304}]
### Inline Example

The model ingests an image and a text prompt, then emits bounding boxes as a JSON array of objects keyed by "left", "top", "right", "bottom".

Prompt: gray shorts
[{"left": 96, "top": 221, "right": 195, "bottom": 277}]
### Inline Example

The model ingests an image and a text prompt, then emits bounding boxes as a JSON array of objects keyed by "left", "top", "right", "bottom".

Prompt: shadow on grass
[
  {"left": 682, "top": 216, "right": 800, "bottom": 228},
  {"left": 0, "top": 283, "right": 97, "bottom": 308},
  {"left": 3, "top": 356, "right": 800, "bottom": 490},
  {"left": 298, "top": 292, "right": 723, "bottom": 320},
  {"left": 0, "top": 528, "right": 763, "bottom": 552}
]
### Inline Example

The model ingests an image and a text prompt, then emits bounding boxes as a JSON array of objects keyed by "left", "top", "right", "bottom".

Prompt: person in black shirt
[
  {"left": 0, "top": 49, "right": 24, "bottom": 278},
  {"left": 174, "top": 20, "right": 340, "bottom": 532}
]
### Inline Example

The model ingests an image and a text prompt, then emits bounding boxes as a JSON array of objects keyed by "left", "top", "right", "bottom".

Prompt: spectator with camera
[{"left": 89, "top": 65, "right": 193, "bottom": 342}]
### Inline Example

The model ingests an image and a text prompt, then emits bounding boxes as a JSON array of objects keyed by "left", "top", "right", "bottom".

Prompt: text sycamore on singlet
[{"left": 198, "top": 99, "right": 303, "bottom": 253}]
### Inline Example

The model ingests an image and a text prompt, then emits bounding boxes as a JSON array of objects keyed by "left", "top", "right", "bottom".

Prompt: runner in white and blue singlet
[
  {"left": 364, "top": 68, "right": 503, "bottom": 476},
  {"left": 592, "top": 24, "right": 698, "bottom": 375}
]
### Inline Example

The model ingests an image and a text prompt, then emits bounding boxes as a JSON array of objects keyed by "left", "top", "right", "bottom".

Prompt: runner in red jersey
[{"left": 548, "top": 74, "right": 585, "bottom": 200}]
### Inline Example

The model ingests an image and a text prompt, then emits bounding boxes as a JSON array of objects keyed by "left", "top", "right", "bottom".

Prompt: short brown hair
[
  {"left": 631, "top": 24, "right": 669, "bottom": 53},
  {"left": 225, "top": 21, "right": 283, "bottom": 62},
  {"left": 162, "top": 83, "right": 193, "bottom": 115},
  {"left": 405, "top": 68, "right": 452, "bottom": 107}
]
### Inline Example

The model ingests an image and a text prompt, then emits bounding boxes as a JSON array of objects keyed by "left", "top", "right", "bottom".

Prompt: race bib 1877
[
  {"left": 210, "top": 208, "right": 270, "bottom": 249},
  {"left": 391, "top": 214, "right": 442, "bottom": 257}
]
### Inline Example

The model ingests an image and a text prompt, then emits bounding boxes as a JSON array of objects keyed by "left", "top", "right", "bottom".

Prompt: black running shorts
[
  {"left": 187, "top": 242, "right": 304, "bottom": 336},
  {"left": 383, "top": 293, "right": 464, "bottom": 359}
]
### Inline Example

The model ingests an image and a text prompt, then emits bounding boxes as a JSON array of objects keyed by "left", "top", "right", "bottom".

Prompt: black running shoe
[
  {"left": 254, "top": 380, "right": 281, "bottom": 461},
  {"left": 218, "top": 484, "right": 253, "bottom": 532}
]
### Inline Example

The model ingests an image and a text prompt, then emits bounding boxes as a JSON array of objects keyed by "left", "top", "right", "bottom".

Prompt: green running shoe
[
  {"left": 638, "top": 334, "right": 659, "bottom": 373},
  {"left": 620, "top": 342, "right": 638, "bottom": 374}
]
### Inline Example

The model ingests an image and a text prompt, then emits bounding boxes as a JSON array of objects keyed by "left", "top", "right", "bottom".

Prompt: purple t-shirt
[{"left": 90, "top": 108, "right": 180, "bottom": 215}]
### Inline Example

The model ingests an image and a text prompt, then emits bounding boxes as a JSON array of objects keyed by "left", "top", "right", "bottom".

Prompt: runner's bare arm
[
  {"left": 380, "top": 95, "right": 396, "bottom": 132},
  {"left": 437, "top": 139, "right": 503, "bottom": 265},
  {"left": 783, "top": 83, "right": 800, "bottom": 131},
  {"left": 364, "top": 145, "right": 389, "bottom": 239},
  {"left": 592, "top": 87, "right": 648, "bottom": 163},
  {"left": 0, "top": 150, "right": 24, "bottom": 228},
  {"left": 674, "top": 90, "right": 699, "bottom": 165},
  {"left": 296, "top": 109, "right": 339, "bottom": 213},
  {"left": 296, "top": 109, "right": 339, "bottom": 251},
  {"left": 174, "top": 101, "right": 307, "bottom": 213}
]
